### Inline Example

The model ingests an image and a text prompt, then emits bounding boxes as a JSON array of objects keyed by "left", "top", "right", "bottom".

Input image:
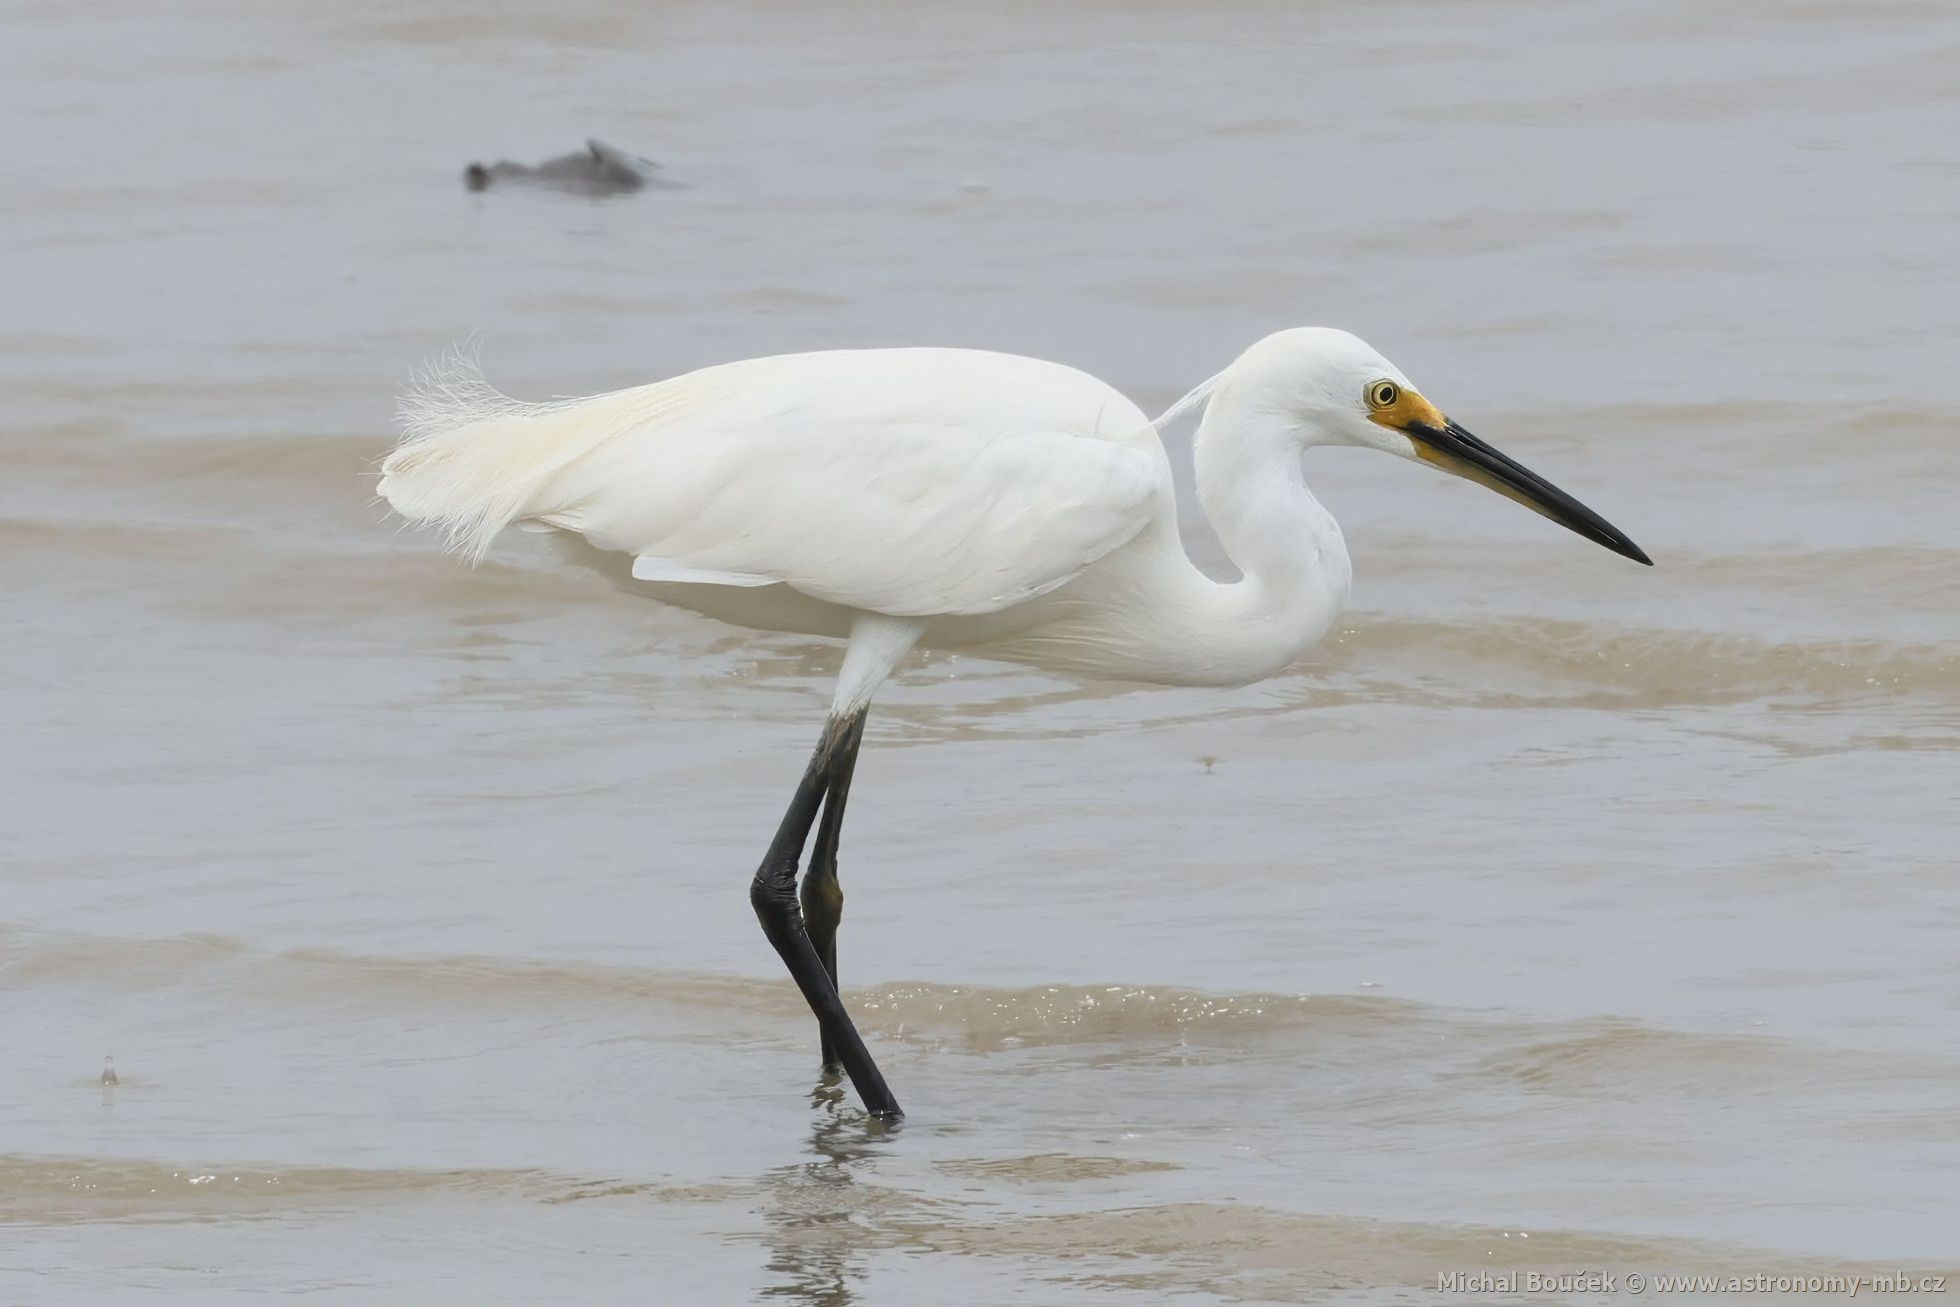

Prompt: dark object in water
[{"left": 464, "top": 139, "right": 673, "bottom": 196}]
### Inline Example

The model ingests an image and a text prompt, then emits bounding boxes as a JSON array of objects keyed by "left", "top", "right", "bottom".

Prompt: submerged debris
[{"left": 463, "top": 139, "right": 675, "bottom": 196}]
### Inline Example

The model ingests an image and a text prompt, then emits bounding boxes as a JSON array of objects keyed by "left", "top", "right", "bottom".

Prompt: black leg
[
  {"left": 801, "top": 714, "right": 864, "bottom": 1076},
  {"left": 751, "top": 709, "right": 901, "bottom": 1119}
]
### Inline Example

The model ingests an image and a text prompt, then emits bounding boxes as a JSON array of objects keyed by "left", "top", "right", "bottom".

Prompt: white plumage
[
  {"left": 381, "top": 329, "right": 1647, "bottom": 692},
  {"left": 387, "top": 334, "right": 1314, "bottom": 691},
  {"left": 376, "top": 328, "right": 1648, "bottom": 1119},
  {"left": 385, "top": 347, "right": 1163, "bottom": 618}
]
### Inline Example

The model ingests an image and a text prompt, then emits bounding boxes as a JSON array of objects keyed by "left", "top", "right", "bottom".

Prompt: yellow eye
[{"left": 1367, "top": 381, "right": 1400, "bottom": 410}]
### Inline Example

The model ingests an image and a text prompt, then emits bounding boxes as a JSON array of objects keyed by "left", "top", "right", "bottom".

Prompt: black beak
[{"left": 1407, "top": 420, "right": 1651, "bottom": 565}]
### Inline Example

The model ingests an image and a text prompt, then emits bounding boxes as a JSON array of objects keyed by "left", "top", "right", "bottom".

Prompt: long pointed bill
[{"left": 1407, "top": 420, "right": 1651, "bottom": 565}]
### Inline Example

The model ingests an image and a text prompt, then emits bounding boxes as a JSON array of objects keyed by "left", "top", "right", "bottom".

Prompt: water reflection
[{"left": 756, "top": 1103, "right": 900, "bottom": 1307}]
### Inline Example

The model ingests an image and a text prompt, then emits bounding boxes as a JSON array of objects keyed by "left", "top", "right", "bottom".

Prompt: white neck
[
  {"left": 1170, "top": 374, "right": 1352, "bottom": 682},
  {"left": 1196, "top": 379, "right": 1347, "bottom": 585},
  {"left": 1012, "top": 370, "right": 1351, "bottom": 687}
]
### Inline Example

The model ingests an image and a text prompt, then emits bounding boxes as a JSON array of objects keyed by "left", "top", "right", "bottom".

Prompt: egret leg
[
  {"left": 800, "top": 713, "right": 865, "bottom": 1076},
  {"left": 751, "top": 708, "right": 900, "bottom": 1119}
]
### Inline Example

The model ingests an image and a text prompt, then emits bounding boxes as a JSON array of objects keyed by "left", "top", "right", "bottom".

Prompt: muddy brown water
[{"left": 2, "top": 0, "right": 1956, "bottom": 1302}]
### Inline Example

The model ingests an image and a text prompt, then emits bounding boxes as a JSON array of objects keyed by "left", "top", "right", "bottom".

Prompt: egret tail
[{"left": 379, "top": 348, "right": 700, "bottom": 562}]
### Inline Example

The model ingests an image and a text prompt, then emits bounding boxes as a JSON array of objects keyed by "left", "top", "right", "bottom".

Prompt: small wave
[
  {"left": 818, "top": 1199, "right": 1954, "bottom": 1303},
  {"left": 1485, "top": 399, "right": 1960, "bottom": 463},
  {"left": 855, "top": 981, "right": 1414, "bottom": 1052},
  {"left": 0, "top": 1152, "right": 740, "bottom": 1225},
  {"left": 936, "top": 1153, "right": 1180, "bottom": 1184},
  {"left": 0, "top": 927, "right": 1423, "bottom": 1048},
  {"left": 12, "top": 929, "right": 1955, "bottom": 1091},
  {"left": 1469, "top": 1015, "right": 1959, "bottom": 1096},
  {"left": 0, "top": 1153, "right": 551, "bottom": 1223},
  {"left": 19, "top": 1145, "right": 1923, "bottom": 1296},
  {"left": 1322, "top": 615, "right": 1959, "bottom": 704},
  {"left": 12, "top": 1148, "right": 1946, "bottom": 1300}
]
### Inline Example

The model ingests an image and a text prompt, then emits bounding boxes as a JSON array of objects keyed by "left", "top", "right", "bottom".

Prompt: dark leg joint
[
  {"left": 800, "top": 859, "right": 844, "bottom": 1074},
  {"left": 749, "top": 709, "right": 899, "bottom": 1119},
  {"left": 751, "top": 857, "right": 803, "bottom": 918}
]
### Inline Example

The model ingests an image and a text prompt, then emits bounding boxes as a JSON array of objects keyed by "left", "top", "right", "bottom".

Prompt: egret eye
[{"left": 1367, "top": 381, "right": 1400, "bottom": 411}]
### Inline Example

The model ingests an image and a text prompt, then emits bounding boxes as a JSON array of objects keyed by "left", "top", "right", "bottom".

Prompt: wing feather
[{"left": 380, "top": 348, "right": 1165, "bottom": 617}]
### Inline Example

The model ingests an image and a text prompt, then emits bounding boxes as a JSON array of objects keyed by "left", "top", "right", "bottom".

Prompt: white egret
[{"left": 378, "top": 328, "right": 1649, "bottom": 1119}]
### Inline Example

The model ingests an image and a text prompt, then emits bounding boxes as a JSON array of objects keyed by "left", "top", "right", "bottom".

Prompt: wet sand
[{"left": 2, "top": 0, "right": 1956, "bottom": 1301}]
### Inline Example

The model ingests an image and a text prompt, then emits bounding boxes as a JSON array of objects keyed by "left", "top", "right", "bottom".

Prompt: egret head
[{"left": 1244, "top": 328, "right": 1651, "bottom": 565}]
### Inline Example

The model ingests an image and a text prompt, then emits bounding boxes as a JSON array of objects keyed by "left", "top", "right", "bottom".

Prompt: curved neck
[
  {"left": 1169, "top": 377, "right": 1352, "bottom": 682},
  {"left": 989, "top": 369, "right": 1353, "bottom": 687},
  {"left": 1194, "top": 385, "right": 1345, "bottom": 591}
]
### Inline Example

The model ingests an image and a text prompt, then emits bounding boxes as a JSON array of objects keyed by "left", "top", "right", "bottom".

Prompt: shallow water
[{"left": 3, "top": 0, "right": 1957, "bottom": 1302}]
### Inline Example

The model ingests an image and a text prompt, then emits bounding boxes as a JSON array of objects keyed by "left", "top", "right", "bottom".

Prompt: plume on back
[
  {"left": 1150, "top": 367, "right": 1225, "bottom": 434},
  {"left": 381, "top": 348, "right": 708, "bottom": 561}
]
